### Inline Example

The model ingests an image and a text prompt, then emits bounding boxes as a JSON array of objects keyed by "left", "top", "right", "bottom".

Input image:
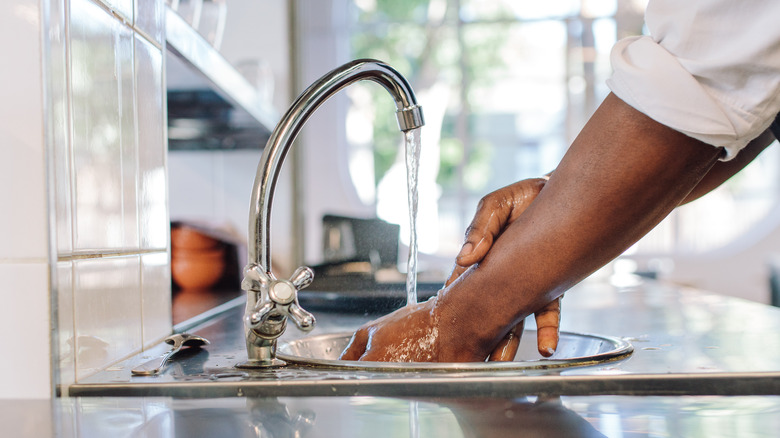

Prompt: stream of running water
[{"left": 404, "top": 128, "right": 422, "bottom": 307}]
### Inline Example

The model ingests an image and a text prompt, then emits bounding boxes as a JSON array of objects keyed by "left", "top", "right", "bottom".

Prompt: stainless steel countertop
[
  {"left": 6, "top": 395, "right": 780, "bottom": 437},
  {"left": 69, "top": 277, "right": 780, "bottom": 398}
]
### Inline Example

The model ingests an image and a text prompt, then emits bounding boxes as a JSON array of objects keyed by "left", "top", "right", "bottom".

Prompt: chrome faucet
[{"left": 238, "top": 59, "right": 425, "bottom": 368}]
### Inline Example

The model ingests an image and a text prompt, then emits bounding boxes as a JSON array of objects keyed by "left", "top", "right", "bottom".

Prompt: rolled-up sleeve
[{"left": 606, "top": 0, "right": 780, "bottom": 160}]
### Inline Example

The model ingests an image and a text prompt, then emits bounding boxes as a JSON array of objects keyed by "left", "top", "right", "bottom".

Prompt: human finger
[
  {"left": 488, "top": 320, "right": 525, "bottom": 362},
  {"left": 446, "top": 195, "right": 520, "bottom": 289},
  {"left": 455, "top": 178, "right": 549, "bottom": 269},
  {"left": 444, "top": 263, "right": 468, "bottom": 287},
  {"left": 454, "top": 198, "right": 511, "bottom": 269},
  {"left": 535, "top": 296, "right": 562, "bottom": 357},
  {"left": 338, "top": 328, "right": 369, "bottom": 360}
]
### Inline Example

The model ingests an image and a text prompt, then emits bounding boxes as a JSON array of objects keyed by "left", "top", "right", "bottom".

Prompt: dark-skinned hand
[
  {"left": 446, "top": 177, "right": 563, "bottom": 361},
  {"left": 341, "top": 93, "right": 724, "bottom": 363},
  {"left": 340, "top": 177, "right": 562, "bottom": 362}
]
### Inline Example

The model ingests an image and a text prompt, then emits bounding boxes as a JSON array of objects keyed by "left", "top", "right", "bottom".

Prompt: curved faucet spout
[
  {"left": 249, "top": 59, "right": 424, "bottom": 269},
  {"left": 239, "top": 59, "right": 424, "bottom": 368}
]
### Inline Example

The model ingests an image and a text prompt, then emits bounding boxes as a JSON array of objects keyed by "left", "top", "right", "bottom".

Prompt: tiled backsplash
[
  {"left": 62, "top": 0, "right": 171, "bottom": 383},
  {"left": 69, "top": 0, "right": 138, "bottom": 251},
  {"left": 0, "top": 0, "right": 170, "bottom": 398}
]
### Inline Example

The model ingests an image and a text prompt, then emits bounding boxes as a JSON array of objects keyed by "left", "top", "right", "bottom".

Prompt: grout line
[
  {"left": 88, "top": 0, "right": 163, "bottom": 49},
  {"left": 58, "top": 248, "right": 167, "bottom": 261}
]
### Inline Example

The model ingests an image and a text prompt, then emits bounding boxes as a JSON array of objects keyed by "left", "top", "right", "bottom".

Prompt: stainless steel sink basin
[
  {"left": 277, "top": 330, "right": 633, "bottom": 371},
  {"left": 69, "top": 283, "right": 780, "bottom": 399}
]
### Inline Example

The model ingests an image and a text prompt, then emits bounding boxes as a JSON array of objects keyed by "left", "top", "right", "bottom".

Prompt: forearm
[{"left": 434, "top": 93, "right": 724, "bottom": 361}]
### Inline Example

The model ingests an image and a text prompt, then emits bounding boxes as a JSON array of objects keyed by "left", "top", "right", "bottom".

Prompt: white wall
[
  {"left": 0, "top": 0, "right": 170, "bottom": 398},
  {"left": 0, "top": 0, "right": 51, "bottom": 399},
  {"left": 295, "top": 0, "right": 377, "bottom": 265},
  {"left": 219, "top": 0, "right": 291, "bottom": 114},
  {"left": 167, "top": 0, "right": 297, "bottom": 275}
]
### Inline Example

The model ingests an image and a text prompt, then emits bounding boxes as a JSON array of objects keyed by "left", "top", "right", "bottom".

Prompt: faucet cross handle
[
  {"left": 268, "top": 266, "right": 316, "bottom": 331},
  {"left": 243, "top": 264, "right": 316, "bottom": 336},
  {"left": 241, "top": 263, "right": 272, "bottom": 292}
]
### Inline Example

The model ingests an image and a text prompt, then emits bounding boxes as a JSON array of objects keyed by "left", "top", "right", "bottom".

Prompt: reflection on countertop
[
  {"left": 172, "top": 288, "right": 243, "bottom": 326},
  {"left": 5, "top": 395, "right": 780, "bottom": 437}
]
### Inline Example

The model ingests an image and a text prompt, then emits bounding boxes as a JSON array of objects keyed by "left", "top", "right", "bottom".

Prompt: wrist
[{"left": 433, "top": 270, "right": 524, "bottom": 362}]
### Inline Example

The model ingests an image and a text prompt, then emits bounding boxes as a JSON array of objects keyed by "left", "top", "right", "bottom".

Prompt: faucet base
[{"left": 236, "top": 358, "right": 287, "bottom": 369}]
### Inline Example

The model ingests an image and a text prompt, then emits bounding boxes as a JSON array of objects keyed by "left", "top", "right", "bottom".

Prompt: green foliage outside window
[{"left": 349, "top": 0, "right": 509, "bottom": 190}]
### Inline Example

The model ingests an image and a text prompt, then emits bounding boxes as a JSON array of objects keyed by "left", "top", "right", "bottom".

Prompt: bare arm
[
  {"left": 445, "top": 177, "right": 562, "bottom": 360},
  {"left": 433, "top": 93, "right": 723, "bottom": 360},
  {"left": 341, "top": 93, "right": 724, "bottom": 362},
  {"left": 449, "top": 129, "right": 775, "bottom": 361}
]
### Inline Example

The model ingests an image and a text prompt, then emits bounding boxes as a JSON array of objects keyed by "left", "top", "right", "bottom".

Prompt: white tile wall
[
  {"left": 48, "top": 0, "right": 74, "bottom": 256},
  {"left": 135, "top": 0, "right": 165, "bottom": 46},
  {"left": 0, "top": 134, "right": 49, "bottom": 261},
  {"left": 73, "top": 256, "right": 143, "bottom": 380},
  {"left": 57, "top": 261, "right": 76, "bottom": 388},
  {"left": 1, "top": 0, "right": 170, "bottom": 398},
  {"left": 0, "top": 0, "right": 52, "bottom": 400},
  {"left": 142, "top": 252, "right": 172, "bottom": 346},
  {"left": 70, "top": 0, "right": 134, "bottom": 251},
  {"left": 65, "top": 0, "right": 170, "bottom": 381},
  {"left": 120, "top": 29, "right": 140, "bottom": 250},
  {"left": 0, "top": 0, "right": 49, "bottom": 262},
  {"left": 136, "top": 33, "right": 169, "bottom": 250},
  {"left": 98, "top": 0, "right": 134, "bottom": 23},
  {"left": 0, "top": 263, "right": 53, "bottom": 399}
]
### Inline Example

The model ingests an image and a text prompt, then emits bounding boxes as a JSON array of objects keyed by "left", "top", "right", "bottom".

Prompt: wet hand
[
  {"left": 340, "top": 177, "right": 563, "bottom": 363},
  {"left": 446, "top": 176, "right": 563, "bottom": 359},
  {"left": 339, "top": 298, "right": 444, "bottom": 362}
]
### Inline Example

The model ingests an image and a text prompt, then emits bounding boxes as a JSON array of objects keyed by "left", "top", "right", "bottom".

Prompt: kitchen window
[{"left": 296, "top": 0, "right": 780, "bottom": 274}]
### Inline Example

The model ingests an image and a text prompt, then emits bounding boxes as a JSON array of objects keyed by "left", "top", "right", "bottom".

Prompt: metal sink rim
[{"left": 277, "top": 330, "right": 634, "bottom": 372}]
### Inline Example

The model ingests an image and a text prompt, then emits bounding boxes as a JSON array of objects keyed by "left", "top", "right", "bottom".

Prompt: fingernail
[{"left": 458, "top": 242, "right": 473, "bottom": 258}]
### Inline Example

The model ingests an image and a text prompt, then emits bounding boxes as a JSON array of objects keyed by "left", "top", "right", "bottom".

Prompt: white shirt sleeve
[{"left": 606, "top": 0, "right": 780, "bottom": 160}]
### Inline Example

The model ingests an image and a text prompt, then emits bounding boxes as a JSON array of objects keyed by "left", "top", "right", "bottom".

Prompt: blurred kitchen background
[
  {"left": 172, "top": 0, "right": 780, "bottom": 304},
  {"left": 4, "top": 0, "right": 780, "bottom": 399}
]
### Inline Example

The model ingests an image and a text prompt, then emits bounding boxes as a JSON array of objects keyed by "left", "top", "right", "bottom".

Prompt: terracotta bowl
[
  {"left": 171, "top": 226, "right": 220, "bottom": 250},
  {"left": 171, "top": 246, "right": 226, "bottom": 290},
  {"left": 172, "top": 246, "right": 225, "bottom": 259}
]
